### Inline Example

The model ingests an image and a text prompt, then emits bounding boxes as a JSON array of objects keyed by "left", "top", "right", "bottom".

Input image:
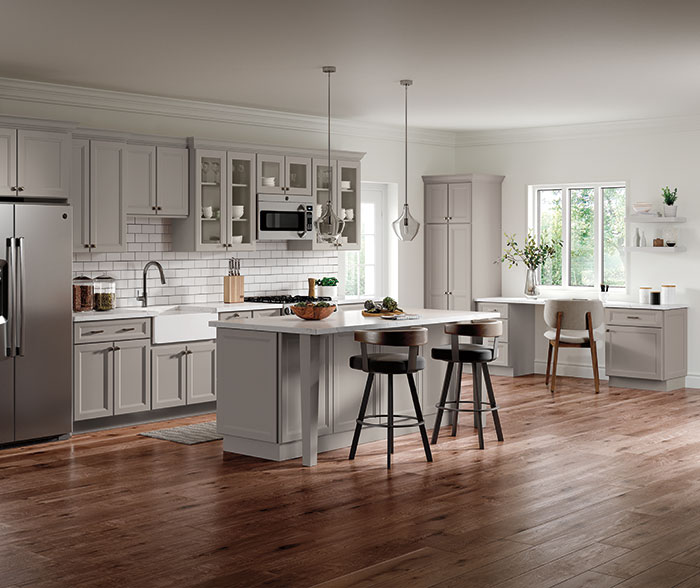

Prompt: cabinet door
[
  {"left": 333, "top": 332, "right": 379, "bottom": 433},
  {"left": 279, "top": 334, "right": 332, "bottom": 442},
  {"left": 425, "top": 183, "right": 448, "bottom": 223},
  {"left": 69, "top": 139, "right": 90, "bottom": 252},
  {"left": 114, "top": 339, "right": 151, "bottom": 415},
  {"left": 605, "top": 326, "right": 663, "bottom": 380},
  {"left": 338, "top": 160, "right": 360, "bottom": 249},
  {"left": 17, "top": 130, "right": 70, "bottom": 199},
  {"left": 90, "top": 141, "right": 127, "bottom": 253},
  {"left": 448, "top": 223, "right": 472, "bottom": 310},
  {"left": 0, "top": 128, "right": 16, "bottom": 196},
  {"left": 227, "top": 151, "right": 255, "bottom": 248},
  {"left": 285, "top": 156, "right": 312, "bottom": 196},
  {"left": 448, "top": 183, "right": 472, "bottom": 223},
  {"left": 424, "top": 224, "right": 448, "bottom": 309},
  {"left": 195, "top": 150, "right": 228, "bottom": 251},
  {"left": 74, "top": 342, "right": 113, "bottom": 421},
  {"left": 257, "top": 154, "right": 285, "bottom": 195},
  {"left": 186, "top": 341, "right": 216, "bottom": 404},
  {"left": 157, "top": 146, "right": 189, "bottom": 216},
  {"left": 151, "top": 344, "right": 187, "bottom": 409},
  {"left": 125, "top": 144, "right": 156, "bottom": 216}
]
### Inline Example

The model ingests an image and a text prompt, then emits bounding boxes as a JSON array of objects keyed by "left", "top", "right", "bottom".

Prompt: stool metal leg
[
  {"left": 431, "top": 361, "right": 454, "bottom": 444},
  {"left": 474, "top": 363, "right": 484, "bottom": 449},
  {"left": 387, "top": 374, "right": 394, "bottom": 468},
  {"left": 482, "top": 364, "right": 504, "bottom": 442},
  {"left": 349, "top": 372, "right": 374, "bottom": 460},
  {"left": 407, "top": 373, "right": 433, "bottom": 462},
  {"left": 451, "top": 361, "right": 464, "bottom": 437}
]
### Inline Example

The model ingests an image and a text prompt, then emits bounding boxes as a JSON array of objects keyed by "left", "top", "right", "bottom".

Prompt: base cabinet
[{"left": 151, "top": 341, "right": 216, "bottom": 409}]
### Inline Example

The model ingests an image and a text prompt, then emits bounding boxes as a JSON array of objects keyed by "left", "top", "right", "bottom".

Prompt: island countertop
[{"left": 210, "top": 308, "right": 500, "bottom": 336}]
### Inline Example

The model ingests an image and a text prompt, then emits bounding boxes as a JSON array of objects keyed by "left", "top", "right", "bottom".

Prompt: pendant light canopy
[
  {"left": 315, "top": 66, "right": 345, "bottom": 244},
  {"left": 392, "top": 79, "right": 420, "bottom": 241}
]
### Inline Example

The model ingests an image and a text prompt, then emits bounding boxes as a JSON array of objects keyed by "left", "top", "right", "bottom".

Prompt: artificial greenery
[
  {"left": 316, "top": 277, "right": 339, "bottom": 286},
  {"left": 501, "top": 231, "right": 562, "bottom": 271},
  {"left": 363, "top": 297, "right": 403, "bottom": 313},
  {"left": 294, "top": 301, "right": 333, "bottom": 308},
  {"left": 662, "top": 186, "right": 678, "bottom": 206}
]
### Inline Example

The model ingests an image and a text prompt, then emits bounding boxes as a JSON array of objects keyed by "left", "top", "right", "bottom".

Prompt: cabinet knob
[
  {"left": 84, "top": 244, "right": 90, "bottom": 249},
  {"left": 152, "top": 206, "right": 157, "bottom": 210},
  {"left": 17, "top": 186, "right": 24, "bottom": 192},
  {"left": 10, "top": 186, "right": 17, "bottom": 192},
  {"left": 90, "top": 244, "right": 96, "bottom": 248},
  {"left": 157, "top": 206, "right": 162, "bottom": 211}
]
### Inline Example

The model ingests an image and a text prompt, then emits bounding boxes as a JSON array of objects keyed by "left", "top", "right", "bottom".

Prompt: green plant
[
  {"left": 294, "top": 301, "right": 333, "bottom": 308},
  {"left": 501, "top": 231, "right": 562, "bottom": 271},
  {"left": 662, "top": 186, "right": 678, "bottom": 206},
  {"left": 316, "top": 277, "right": 339, "bottom": 287}
]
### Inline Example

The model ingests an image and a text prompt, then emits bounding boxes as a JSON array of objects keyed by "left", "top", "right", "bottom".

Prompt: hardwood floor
[{"left": 2, "top": 375, "right": 700, "bottom": 587}]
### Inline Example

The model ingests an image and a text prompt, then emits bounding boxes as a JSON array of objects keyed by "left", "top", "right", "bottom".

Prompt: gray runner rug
[{"left": 140, "top": 421, "right": 222, "bottom": 445}]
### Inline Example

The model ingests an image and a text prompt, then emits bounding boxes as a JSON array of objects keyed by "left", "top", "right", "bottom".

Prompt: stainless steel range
[{"left": 244, "top": 295, "right": 332, "bottom": 315}]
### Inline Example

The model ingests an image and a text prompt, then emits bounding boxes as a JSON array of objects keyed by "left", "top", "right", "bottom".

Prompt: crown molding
[
  {"left": 456, "top": 114, "right": 700, "bottom": 147},
  {"left": 0, "top": 77, "right": 456, "bottom": 148}
]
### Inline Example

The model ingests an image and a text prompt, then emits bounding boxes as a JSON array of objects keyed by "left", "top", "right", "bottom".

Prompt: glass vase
[{"left": 524, "top": 268, "right": 540, "bottom": 298}]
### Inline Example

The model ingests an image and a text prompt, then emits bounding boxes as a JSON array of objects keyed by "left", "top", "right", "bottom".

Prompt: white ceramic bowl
[
  {"left": 632, "top": 202, "right": 652, "bottom": 214},
  {"left": 231, "top": 235, "right": 243, "bottom": 244}
]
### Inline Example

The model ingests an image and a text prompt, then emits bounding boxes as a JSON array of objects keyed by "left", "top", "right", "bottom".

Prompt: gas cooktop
[{"left": 244, "top": 295, "right": 332, "bottom": 304}]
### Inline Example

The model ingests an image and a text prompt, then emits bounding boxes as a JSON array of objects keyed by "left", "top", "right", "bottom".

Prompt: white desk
[{"left": 474, "top": 297, "right": 688, "bottom": 391}]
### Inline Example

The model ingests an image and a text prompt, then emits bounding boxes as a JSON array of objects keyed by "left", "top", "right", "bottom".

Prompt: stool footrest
[
  {"left": 357, "top": 414, "right": 424, "bottom": 429},
  {"left": 435, "top": 399, "right": 499, "bottom": 414}
]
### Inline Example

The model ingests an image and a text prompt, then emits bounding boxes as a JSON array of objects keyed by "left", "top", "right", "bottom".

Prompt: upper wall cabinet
[
  {"left": 257, "top": 154, "right": 311, "bottom": 196},
  {"left": 69, "top": 139, "right": 127, "bottom": 253},
  {"left": 125, "top": 145, "right": 188, "bottom": 217},
  {"left": 0, "top": 128, "right": 70, "bottom": 199}
]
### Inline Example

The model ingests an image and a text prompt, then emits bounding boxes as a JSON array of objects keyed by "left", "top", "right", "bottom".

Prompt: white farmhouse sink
[{"left": 151, "top": 305, "right": 218, "bottom": 344}]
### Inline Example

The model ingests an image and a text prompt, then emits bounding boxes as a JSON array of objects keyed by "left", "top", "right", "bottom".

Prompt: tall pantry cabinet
[{"left": 423, "top": 174, "right": 504, "bottom": 310}]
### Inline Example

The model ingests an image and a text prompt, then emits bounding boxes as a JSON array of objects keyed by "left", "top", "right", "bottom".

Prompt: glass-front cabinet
[
  {"left": 197, "top": 150, "right": 227, "bottom": 251},
  {"left": 227, "top": 152, "right": 255, "bottom": 249},
  {"left": 257, "top": 154, "right": 311, "bottom": 196}
]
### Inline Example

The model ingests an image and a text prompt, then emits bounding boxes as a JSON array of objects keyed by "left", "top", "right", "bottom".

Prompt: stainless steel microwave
[{"left": 257, "top": 195, "right": 314, "bottom": 240}]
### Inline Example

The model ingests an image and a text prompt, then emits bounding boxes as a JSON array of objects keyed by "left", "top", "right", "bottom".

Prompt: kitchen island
[{"left": 212, "top": 308, "right": 498, "bottom": 466}]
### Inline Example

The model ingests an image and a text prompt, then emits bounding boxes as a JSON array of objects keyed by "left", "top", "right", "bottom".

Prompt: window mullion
[
  {"left": 562, "top": 188, "right": 571, "bottom": 288},
  {"left": 594, "top": 186, "right": 603, "bottom": 287}
]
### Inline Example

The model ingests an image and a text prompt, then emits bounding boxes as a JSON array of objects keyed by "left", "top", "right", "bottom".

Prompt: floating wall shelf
[
  {"left": 625, "top": 216, "right": 686, "bottom": 224},
  {"left": 625, "top": 246, "right": 685, "bottom": 253}
]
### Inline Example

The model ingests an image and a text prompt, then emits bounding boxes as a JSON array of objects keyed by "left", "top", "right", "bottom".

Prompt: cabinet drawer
[
  {"left": 219, "top": 310, "right": 253, "bottom": 321},
  {"left": 74, "top": 318, "right": 151, "bottom": 344},
  {"left": 490, "top": 342, "right": 509, "bottom": 367},
  {"left": 606, "top": 309, "right": 662, "bottom": 328},
  {"left": 476, "top": 302, "right": 509, "bottom": 319},
  {"left": 252, "top": 309, "right": 281, "bottom": 317}
]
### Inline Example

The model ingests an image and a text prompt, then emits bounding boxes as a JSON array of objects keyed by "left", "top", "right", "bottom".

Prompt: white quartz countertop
[
  {"left": 475, "top": 297, "right": 688, "bottom": 311},
  {"left": 73, "top": 301, "right": 284, "bottom": 322},
  {"left": 210, "top": 308, "right": 499, "bottom": 336}
]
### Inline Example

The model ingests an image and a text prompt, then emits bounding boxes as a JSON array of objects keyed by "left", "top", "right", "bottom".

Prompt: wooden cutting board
[{"left": 361, "top": 310, "right": 404, "bottom": 317}]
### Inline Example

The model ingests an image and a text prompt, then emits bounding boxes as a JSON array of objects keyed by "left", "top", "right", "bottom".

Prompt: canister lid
[
  {"left": 73, "top": 275, "right": 93, "bottom": 284},
  {"left": 95, "top": 274, "right": 115, "bottom": 282}
]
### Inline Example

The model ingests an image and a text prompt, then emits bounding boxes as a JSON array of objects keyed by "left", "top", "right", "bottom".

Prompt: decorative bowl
[
  {"left": 632, "top": 202, "right": 652, "bottom": 214},
  {"left": 290, "top": 304, "right": 336, "bottom": 321}
]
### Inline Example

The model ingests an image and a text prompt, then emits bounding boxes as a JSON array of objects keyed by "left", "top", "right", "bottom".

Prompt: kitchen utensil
[{"left": 224, "top": 257, "right": 244, "bottom": 303}]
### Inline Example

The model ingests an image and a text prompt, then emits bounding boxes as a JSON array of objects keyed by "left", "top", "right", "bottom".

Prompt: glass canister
[
  {"left": 72, "top": 276, "right": 94, "bottom": 312},
  {"left": 94, "top": 275, "right": 116, "bottom": 311}
]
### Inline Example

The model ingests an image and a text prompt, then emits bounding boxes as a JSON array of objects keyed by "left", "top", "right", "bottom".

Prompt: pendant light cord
[
  {"left": 404, "top": 81, "right": 408, "bottom": 210},
  {"left": 328, "top": 69, "right": 332, "bottom": 208}
]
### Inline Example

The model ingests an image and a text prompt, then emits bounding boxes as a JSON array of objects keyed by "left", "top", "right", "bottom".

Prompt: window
[
  {"left": 530, "top": 182, "right": 626, "bottom": 288},
  {"left": 343, "top": 184, "right": 387, "bottom": 298}
]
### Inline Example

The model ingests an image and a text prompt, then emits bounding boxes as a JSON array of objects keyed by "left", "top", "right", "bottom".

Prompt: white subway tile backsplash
[{"left": 73, "top": 216, "right": 338, "bottom": 306}]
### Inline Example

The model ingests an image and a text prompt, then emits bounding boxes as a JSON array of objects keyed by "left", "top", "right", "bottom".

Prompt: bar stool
[
  {"left": 431, "top": 320, "right": 504, "bottom": 449},
  {"left": 348, "top": 328, "right": 432, "bottom": 468}
]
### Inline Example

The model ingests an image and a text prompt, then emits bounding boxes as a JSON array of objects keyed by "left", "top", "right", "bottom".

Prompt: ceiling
[{"left": 3, "top": 0, "right": 700, "bottom": 131}]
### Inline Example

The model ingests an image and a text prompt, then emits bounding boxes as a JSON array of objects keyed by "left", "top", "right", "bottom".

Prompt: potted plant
[
  {"left": 501, "top": 231, "right": 562, "bottom": 298},
  {"left": 662, "top": 186, "right": 678, "bottom": 217},
  {"left": 315, "top": 277, "right": 339, "bottom": 299}
]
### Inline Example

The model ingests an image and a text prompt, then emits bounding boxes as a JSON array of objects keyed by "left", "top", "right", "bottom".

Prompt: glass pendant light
[
  {"left": 315, "top": 66, "right": 345, "bottom": 244},
  {"left": 392, "top": 79, "right": 420, "bottom": 241}
]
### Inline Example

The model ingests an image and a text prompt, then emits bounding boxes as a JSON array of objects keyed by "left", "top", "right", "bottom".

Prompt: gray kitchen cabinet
[
  {"left": 423, "top": 174, "right": 503, "bottom": 310},
  {"left": 125, "top": 145, "right": 189, "bottom": 217},
  {"left": 125, "top": 144, "right": 156, "bottom": 216},
  {"left": 0, "top": 127, "right": 70, "bottom": 199},
  {"left": 257, "top": 153, "right": 311, "bottom": 196},
  {"left": 252, "top": 309, "right": 282, "bottom": 317},
  {"left": 187, "top": 341, "right": 217, "bottom": 404},
  {"left": 74, "top": 342, "right": 114, "bottom": 421},
  {"left": 605, "top": 308, "right": 687, "bottom": 389},
  {"left": 69, "top": 139, "right": 126, "bottom": 253},
  {"left": 151, "top": 344, "right": 187, "bottom": 409},
  {"left": 219, "top": 310, "right": 253, "bottom": 320},
  {"left": 114, "top": 339, "right": 151, "bottom": 415},
  {"left": 152, "top": 341, "right": 216, "bottom": 408}
]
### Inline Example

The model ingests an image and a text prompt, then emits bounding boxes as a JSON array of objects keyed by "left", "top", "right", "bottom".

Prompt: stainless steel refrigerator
[{"left": 1, "top": 202, "right": 72, "bottom": 444}]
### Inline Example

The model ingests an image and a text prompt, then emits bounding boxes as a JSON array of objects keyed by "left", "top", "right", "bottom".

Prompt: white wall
[
  {"left": 456, "top": 125, "right": 700, "bottom": 386},
  {"left": 0, "top": 87, "right": 456, "bottom": 306}
]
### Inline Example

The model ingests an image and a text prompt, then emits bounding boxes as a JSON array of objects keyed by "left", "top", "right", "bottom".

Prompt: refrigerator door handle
[
  {"left": 16, "top": 237, "right": 25, "bottom": 357},
  {"left": 4, "top": 237, "right": 16, "bottom": 358}
]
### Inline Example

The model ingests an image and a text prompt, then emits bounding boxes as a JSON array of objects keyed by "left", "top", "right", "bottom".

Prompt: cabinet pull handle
[
  {"left": 113, "top": 346, "right": 120, "bottom": 351},
  {"left": 84, "top": 244, "right": 90, "bottom": 248},
  {"left": 157, "top": 206, "right": 162, "bottom": 211},
  {"left": 626, "top": 316, "right": 641, "bottom": 319},
  {"left": 152, "top": 206, "right": 157, "bottom": 210},
  {"left": 87, "top": 330, "right": 105, "bottom": 335},
  {"left": 117, "top": 327, "right": 135, "bottom": 332}
]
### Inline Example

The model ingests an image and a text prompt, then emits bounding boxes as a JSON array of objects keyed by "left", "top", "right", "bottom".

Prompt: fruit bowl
[{"left": 290, "top": 304, "right": 336, "bottom": 321}]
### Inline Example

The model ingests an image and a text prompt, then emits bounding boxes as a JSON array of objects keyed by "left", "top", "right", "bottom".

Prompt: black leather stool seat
[
  {"left": 431, "top": 344, "right": 495, "bottom": 363},
  {"left": 349, "top": 353, "right": 426, "bottom": 374}
]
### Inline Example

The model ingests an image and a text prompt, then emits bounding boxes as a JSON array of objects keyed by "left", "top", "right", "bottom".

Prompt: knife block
[{"left": 224, "top": 276, "right": 244, "bottom": 303}]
